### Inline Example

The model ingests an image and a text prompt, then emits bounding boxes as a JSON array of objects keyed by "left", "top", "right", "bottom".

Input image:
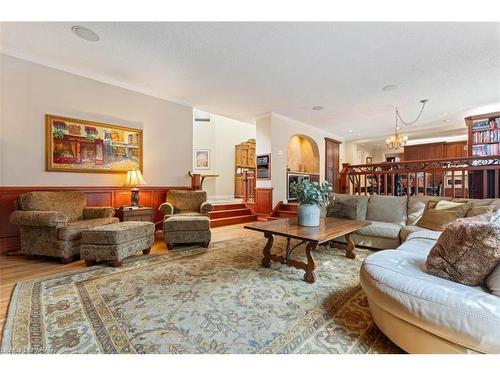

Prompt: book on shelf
[
  {"left": 472, "top": 143, "right": 500, "bottom": 156},
  {"left": 472, "top": 117, "right": 500, "bottom": 131},
  {"left": 472, "top": 128, "right": 500, "bottom": 143}
]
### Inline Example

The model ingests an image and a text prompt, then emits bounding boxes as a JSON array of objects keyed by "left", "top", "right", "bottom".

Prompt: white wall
[
  {"left": 192, "top": 113, "right": 255, "bottom": 200},
  {"left": 255, "top": 115, "right": 272, "bottom": 189},
  {"left": 256, "top": 113, "right": 344, "bottom": 206},
  {"left": 0, "top": 54, "right": 193, "bottom": 187},
  {"left": 343, "top": 142, "right": 386, "bottom": 165}
]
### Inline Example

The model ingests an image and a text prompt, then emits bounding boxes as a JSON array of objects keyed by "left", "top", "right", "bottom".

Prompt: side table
[{"left": 116, "top": 206, "right": 154, "bottom": 222}]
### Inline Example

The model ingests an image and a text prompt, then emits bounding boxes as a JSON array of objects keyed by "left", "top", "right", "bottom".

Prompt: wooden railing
[
  {"left": 242, "top": 170, "right": 256, "bottom": 203},
  {"left": 340, "top": 155, "right": 500, "bottom": 199}
]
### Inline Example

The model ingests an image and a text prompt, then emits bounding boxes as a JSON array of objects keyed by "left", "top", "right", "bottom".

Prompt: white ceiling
[{"left": 2, "top": 22, "right": 500, "bottom": 140}]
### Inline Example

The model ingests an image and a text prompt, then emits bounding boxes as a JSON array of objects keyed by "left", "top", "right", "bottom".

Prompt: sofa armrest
[
  {"left": 9, "top": 210, "right": 68, "bottom": 227},
  {"left": 159, "top": 202, "right": 174, "bottom": 215},
  {"left": 83, "top": 207, "right": 115, "bottom": 219},
  {"left": 200, "top": 202, "right": 213, "bottom": 215}
]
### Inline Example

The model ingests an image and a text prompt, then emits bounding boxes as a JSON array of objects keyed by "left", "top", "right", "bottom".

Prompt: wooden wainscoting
[
  {"left": 254, "top": 187, "right": 273, "bottom": 215},
  {"left": 0, "top": 185, "right": 191, "bottom": 254}
]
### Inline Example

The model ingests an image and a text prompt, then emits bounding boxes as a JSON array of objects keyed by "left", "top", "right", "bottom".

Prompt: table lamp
[{"left": 123, "top": 169, "right": 146, "bottom": 207}]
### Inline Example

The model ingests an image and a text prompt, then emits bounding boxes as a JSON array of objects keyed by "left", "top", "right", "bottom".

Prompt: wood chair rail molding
[{"left": 0, "top": 185, "right": 191, "bottom": 254}]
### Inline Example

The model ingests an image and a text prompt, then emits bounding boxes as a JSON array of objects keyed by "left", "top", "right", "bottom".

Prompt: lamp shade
[{"left": 123, "top": 169, "right": 146, "bottom": 187}]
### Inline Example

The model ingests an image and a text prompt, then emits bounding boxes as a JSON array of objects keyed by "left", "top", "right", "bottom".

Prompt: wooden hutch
[{"left": 234, "top": 138, "right": 256, "bottom": 198}]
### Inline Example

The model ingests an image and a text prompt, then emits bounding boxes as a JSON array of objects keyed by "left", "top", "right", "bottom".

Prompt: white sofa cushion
[
  {"left": 357, "top": 220, "right": 402, "bottom": 239},
  {"left": 361, "top": 244, "right": 500, "bottom": 353}
]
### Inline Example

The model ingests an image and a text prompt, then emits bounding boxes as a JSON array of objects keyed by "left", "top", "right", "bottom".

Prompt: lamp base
[{"left": 131, "top": 188, "right": 140, "bottom": 207}]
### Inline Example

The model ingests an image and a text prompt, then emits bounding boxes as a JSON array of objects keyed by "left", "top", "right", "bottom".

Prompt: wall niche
[{"left": 287, "top": 134, "right": 320, "bottom": 174}]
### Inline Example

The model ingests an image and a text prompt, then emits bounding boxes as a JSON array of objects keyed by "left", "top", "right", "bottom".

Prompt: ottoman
[
  {"left": 80, "top": 221, "right": 155, "bottom": 267},
  {"left": 163, "top": 216, "right": 211, "bottom": 250}
]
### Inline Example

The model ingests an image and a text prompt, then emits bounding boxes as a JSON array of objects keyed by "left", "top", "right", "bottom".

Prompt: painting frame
[
  {"left": 45, "top": 114, "right": 143, "bottom": 174},
  {"left": 194, "top": 149, "right": 210, "bottom": 170}
]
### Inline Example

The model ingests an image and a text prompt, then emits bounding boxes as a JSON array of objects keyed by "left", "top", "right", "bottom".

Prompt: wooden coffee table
[{"left": 244, "top": 217, "right": 369, "bottom": 284}]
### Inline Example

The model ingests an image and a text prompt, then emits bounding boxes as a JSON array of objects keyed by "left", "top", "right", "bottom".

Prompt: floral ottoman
[
  {"left": 163, "top": 216, "right": 211, "bottom": 250},
  {"left": 80, "top": 221, "right": 155, "bottom": 267}
]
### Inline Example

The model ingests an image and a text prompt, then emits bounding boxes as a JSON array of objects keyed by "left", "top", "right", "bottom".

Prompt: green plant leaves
[{"left": 290, "top": 180, "right": 333, "bottom": 206}]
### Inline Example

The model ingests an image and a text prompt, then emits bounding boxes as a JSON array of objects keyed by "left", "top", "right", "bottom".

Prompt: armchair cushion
[
  {"left": 10, "top": 210, "right": 68, "bottom": 227},
  {"left": 83, "top": 207, "right": 115, "bottom": 219},
  {"left": 200, "top": 202, "right": 213, "bottom": 215},
  {"left": 57, "top": 217, "right": 119, "bottom": 241},
  {"left": 17, "top": 191, "right": 86, "bottom": 222}
]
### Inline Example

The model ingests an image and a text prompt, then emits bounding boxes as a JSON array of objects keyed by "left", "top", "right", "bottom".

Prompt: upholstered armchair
[
  {"left": 159, "top": 190, "right": 213, "bottom": 218},
  {"left": 9, "top": 191, "right": 118, "bottom": 263}
]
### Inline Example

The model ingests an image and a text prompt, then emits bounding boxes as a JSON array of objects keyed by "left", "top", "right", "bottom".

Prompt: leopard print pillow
[{"left": 425, "top": 216, "right": 500, "bottom": 286}]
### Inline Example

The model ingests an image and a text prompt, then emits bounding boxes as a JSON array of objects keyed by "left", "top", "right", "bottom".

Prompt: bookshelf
[
  {"left": 465, "top": 111, "right": 500, "bottom": 198},
  {"left": 465, "top": 111, "right": 500, "bottom": 156}
]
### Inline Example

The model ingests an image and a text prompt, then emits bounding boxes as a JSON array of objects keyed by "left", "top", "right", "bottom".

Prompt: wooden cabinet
[
  {"left": 234, "top": 139, "right": 256, "bottom": 198},
  {"left": 445, "top": 141, "right": 468, "bottom": 159},
  {"left": 234, "top": 139, "right": 255, "bottom": 168},
  {"left": 404, "top": 141, "right": 466, "bottom": 161}
]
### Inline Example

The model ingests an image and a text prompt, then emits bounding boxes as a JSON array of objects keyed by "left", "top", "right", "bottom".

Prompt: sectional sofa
[
  {"left": 330, "top": 193, "right": 500, "bottom": 249},
  {"left": 329, "top": 193, "right": 500, "bottom": 354}
]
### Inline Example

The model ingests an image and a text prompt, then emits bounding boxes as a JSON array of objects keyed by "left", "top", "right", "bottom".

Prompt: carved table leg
[
  {"left": 303, "top": 242, "right": 317, "bottom": 284},
  {"left": 261, "top": 233, "right": 274, "bottom": 268},
  {"left": 345, "top": 233, "right": 356, "bottom": 259}
]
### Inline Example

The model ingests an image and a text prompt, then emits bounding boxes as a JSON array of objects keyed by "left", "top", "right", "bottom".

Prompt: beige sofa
[
  {"left": 330, "top": 193, "right": 500, "bottom": 249},
  {"left": 9, "top": 191, "right": 118, "bottom": 263},
  {"left": 360, "top": 229, "right": 500, "bottom": 354}
]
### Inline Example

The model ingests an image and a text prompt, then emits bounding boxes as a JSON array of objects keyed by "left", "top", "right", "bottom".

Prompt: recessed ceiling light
[
  {"left": 382, "top": 84, "right": 398, "bottom": 92},
  {"left": 443, "top": 119, "right": 450, "bottom": 123},
  {"left": 441, "top": 112, "right": 448, "bottom": 116},
  {"left": 348, "top": 129, "right": 353, "bottom": 133},
  {"left": 311, "top": 105, "right": 324, "bottom": 111},
  {"left": 71, "top": 25, "right": 100, "bottom": 42}
]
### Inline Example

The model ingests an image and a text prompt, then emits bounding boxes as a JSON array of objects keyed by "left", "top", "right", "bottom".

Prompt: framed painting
[
  {"left": 46, "top": 114, "right": 143, "bottom": 173},
  {"left": 194, "top": 149, "right": 210, "bottom": 169}
]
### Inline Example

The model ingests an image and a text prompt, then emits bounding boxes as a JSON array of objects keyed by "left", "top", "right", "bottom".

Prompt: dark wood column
[{"left": 325, "top": 137, "right": 342, "bottom": 192}]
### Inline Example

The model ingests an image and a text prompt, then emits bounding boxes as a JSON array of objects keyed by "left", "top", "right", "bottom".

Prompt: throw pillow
[
  {"left": 416, "top": 201, "right": 471, "bottom": 231},
  {"left": 327, "top": 194, "right": 369, "bottom": 220},
  {"left": 466, "top": 205, "right": 494, "bottom": 217},
  {"left": 327, "top": 198, "right": 358, "bottom": 220},
  {"left": 425, "top": 218, "right": 500, "bottom": 286}
]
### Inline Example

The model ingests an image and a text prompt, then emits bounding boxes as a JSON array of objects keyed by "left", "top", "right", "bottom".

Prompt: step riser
[
  {"left": 212, "top": 203, "right": 246, "bottom": 211},
  {"left": 210, "top": 215, "right": 257, "bottom": 227},
  {"left": 209, "top": 208, "right": 251, "bottom": 219}
]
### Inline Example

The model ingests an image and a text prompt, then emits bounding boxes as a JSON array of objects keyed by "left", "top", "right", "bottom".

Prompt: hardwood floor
[{"left": 0, "top": 222, "right": 261, "bottom": 335}]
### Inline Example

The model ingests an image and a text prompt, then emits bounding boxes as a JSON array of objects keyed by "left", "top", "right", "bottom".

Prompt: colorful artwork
[
  {"left": 194, "top": 149, "right": 210, "bottom": 169},
  {"left": 46, "top": 114, "right": 142, "bottom": 173}
]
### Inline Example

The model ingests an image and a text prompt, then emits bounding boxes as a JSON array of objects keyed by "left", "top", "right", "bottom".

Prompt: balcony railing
[{"left": 339, "top": 155, "right": 500, "bottom": 199}]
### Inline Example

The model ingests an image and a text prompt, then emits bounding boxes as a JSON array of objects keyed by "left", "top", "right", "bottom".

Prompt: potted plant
[{"left": 290, "top": 180, "right": 334, "bottom": 226}]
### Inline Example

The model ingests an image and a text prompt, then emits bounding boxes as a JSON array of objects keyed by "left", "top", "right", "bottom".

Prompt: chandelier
[{"left": 386, "top": 99, "right": 428, "bottom": 150}]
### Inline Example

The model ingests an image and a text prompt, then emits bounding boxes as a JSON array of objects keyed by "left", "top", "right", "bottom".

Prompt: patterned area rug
[{"left": 1, "top": 236, "right": 402, "bottom": 354}]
